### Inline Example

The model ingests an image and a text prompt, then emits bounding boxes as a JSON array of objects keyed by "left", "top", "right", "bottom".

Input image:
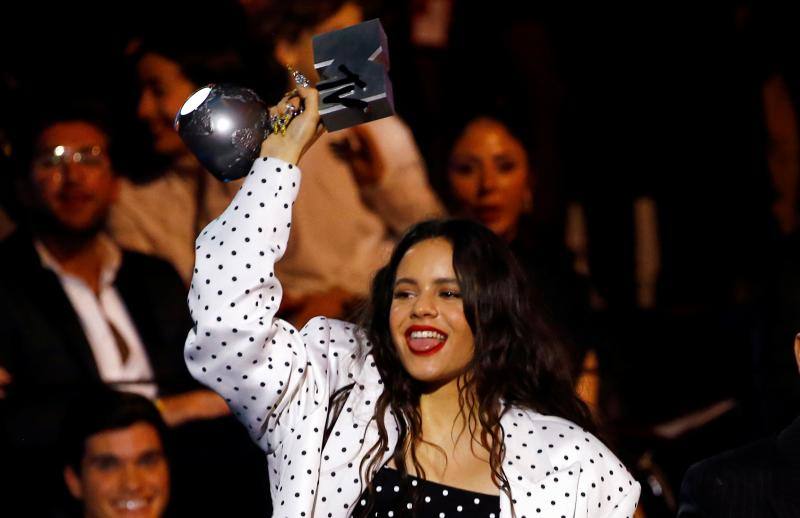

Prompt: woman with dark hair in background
[
  {"left": 103, "top": 4, "right": 272, "bottom": 515},
  {"left": 185, "top": 86, "right": 639, "bottom": 517},
  {"left": 447, "top": 112, "right": 595, "bottom": 391},
  {"left": 108, "top": 1, "right": 263, "bottom": 285}
]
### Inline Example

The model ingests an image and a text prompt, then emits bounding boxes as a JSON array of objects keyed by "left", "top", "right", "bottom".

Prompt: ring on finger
[
  {"left": 288, "top": 66, "right": 310, "bottom": 88},
  {"left": 283, "top": 104, "right": 300, "bottom": 118}
]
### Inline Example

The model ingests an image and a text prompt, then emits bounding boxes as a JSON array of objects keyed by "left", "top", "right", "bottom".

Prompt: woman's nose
[
  {"left": 411, "top": 291, "right": 438, "bottom": 318},
  {"left": 478, "top": 168, "right": 499, "bottom": 193}
]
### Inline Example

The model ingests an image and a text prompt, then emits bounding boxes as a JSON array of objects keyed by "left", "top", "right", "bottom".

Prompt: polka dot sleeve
[
  {"left": 500, "top": 412, "right": 641, "bottom": 518},
  {"left": 184, "top": 157, "right": 347, "bottom": 453}
]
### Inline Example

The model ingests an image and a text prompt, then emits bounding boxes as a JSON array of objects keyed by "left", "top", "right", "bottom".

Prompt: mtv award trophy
[{"left": 175, "top": 19, "right": 394, "bottom": 182}]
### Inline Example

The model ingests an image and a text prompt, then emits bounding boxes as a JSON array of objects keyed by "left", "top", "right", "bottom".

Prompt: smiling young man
[{"left": 61, "top": 390, "right": 170, "bottom": 518}]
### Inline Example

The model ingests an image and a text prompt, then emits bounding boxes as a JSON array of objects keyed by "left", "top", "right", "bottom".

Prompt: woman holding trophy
[{"left": 183, "top": 79, "right": 639, "bottom": 516}]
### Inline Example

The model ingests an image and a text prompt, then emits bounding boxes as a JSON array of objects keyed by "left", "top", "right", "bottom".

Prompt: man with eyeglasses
[{"left": 0, "top": 111, "right": 233, "bottom": 515}]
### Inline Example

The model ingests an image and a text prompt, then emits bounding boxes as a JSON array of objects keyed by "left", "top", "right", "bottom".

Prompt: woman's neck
[
  {"left": 418, "top": 377, "right": 469, "bottom": 444},
  {"left": 404, "top": 377, "right": 497, "bottom": 493}
]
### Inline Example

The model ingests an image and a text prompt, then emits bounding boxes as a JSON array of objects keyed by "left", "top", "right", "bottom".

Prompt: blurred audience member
[
  {"left": 0, "top": 109, "right": 267, "bottom": 516},
  {"left": 445, "top": 111, "right": 677, "bottom": 517},
  {"left": 250, "top": 0, "right": 445, "bottom": 326},
  {"left": 1, "top": 110, "right": 227, "bottom": 424},
  {"left": 108, "top": 2, "right": 256, "bottom": 285},
  {"left": 447, "top": 116, "right": 532, "bottom": 242},
  {"left": 677, "top": 334, "right": 800, "bottom": 517},
  {"left": 446, "top": 112, "right": 593, "bottom": 379},
  {"left": 60, "top": 390, "right": 170, "bottom": 518}
]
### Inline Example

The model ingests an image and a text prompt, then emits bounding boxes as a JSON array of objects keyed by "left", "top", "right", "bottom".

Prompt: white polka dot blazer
[{"left": 185, "top": 158, "right": 641, "bottom": 518}]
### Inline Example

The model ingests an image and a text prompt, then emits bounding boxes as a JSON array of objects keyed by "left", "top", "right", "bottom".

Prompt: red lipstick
[{"left": 405, "top": 325, "right": 448, "bottom": 356}]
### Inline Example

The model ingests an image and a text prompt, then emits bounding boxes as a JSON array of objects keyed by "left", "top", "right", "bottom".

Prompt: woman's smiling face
[
  {"left": 389, "top": 238, "right": 475, "bottom": 387},
  {"left": 136, "top": 52, "right": 196, "bottom": 158}
]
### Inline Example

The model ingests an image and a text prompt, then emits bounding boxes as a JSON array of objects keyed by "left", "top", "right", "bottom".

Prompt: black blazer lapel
[
  {"left": 114, "top": 251, "right": 197, "bottom": 395},
  {"left": 2, "top": 233, "right": 101, "bottom": 383}
]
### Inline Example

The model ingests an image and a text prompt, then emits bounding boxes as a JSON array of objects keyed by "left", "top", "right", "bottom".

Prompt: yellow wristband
[{"left": 154, "top": 398, "right": 166, "bottom": 414}]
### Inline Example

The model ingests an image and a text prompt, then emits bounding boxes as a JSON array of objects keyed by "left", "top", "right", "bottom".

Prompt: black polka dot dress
[
  {"left": 351, "top": 467, "right": 500, "bottom": 517},
  {"left": 184, "top": 158, "right": 641, "bottom": 517}
]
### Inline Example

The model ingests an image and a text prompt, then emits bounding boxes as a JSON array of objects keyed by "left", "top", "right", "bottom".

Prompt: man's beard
[{"left": 28, "top": 206, "right": 109, "bottom": 244}]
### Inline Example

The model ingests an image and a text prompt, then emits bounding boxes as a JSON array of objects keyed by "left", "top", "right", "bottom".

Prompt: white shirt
[
  {"left": 185, "top": 158, "right": 640, "bottom": 518},
  {"left": 35, "top": 236, "right": 157, "bottom": 399}
]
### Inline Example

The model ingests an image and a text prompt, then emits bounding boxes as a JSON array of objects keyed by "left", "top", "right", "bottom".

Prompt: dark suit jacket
[
  {"left": 0, "top": 231, "right": 272, "bottom": 517},
  {"left": 678, "top": 416, "right": 800, "bottom": 517},
  {"left": 0, "top": 230, "right": 197, "bottom": 450}
]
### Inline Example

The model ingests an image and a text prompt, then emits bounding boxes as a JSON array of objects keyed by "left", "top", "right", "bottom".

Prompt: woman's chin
[
  {"left": 407, "top": 367, "right": 459, "bottom": 390},
  {"left": 482, "top": 219, "right": 515, "bottom": 241}
]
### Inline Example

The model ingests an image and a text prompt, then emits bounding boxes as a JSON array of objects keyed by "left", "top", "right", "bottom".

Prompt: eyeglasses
[{"left": 33, "top": 145, "right": 108, "bottom": 169}]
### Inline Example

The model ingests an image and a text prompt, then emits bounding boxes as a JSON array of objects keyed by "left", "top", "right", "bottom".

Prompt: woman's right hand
[{"left": 260, "top": 85, "right": 324, "bottom": 165}]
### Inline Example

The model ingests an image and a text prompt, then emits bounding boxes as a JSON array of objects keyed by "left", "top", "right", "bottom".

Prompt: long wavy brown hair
[{"left": 355, "top": 218, "right": 594, "bottom": 515}]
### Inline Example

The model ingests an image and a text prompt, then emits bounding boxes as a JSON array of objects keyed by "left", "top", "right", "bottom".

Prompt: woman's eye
[
  {"left": 392, "top": 291, "right": 412, "bottom": 299},
  {"left": 449, "top": 162, "right": 476, "bottom": 175},
  {"left": 498, "top": 160, "right": 517, "bottom": 173},
  {"left": 440, "top": 290, "right": 461, "bottom": 298}
]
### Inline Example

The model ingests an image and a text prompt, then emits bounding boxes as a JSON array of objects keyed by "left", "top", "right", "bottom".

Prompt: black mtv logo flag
[{"left": 313, "top": 19, "right": 395, "bottom": 131}]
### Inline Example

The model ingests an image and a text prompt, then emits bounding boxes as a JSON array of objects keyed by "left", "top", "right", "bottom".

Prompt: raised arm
[{"left": 184, "top": 88, "right": 344, "bottom": 452}]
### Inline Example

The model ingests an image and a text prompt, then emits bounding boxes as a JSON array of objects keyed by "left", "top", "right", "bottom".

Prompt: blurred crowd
[{"left": 1, "top": 0, "right": 799, "bottom": 516}]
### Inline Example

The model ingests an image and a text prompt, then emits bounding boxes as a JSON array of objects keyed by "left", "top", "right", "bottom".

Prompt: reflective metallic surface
[{"left": 175, "top": 84, "right": 269, "bottom": 182}]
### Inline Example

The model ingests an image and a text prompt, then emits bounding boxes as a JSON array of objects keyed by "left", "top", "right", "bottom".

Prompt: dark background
[{"left": 2, "top": 1, "right": 800, "bottom": 514}]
